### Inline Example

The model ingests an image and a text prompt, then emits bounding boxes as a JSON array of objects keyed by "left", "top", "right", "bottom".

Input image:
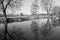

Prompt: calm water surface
[{"left": 0, "top": 19, "right": 60, "bottom": 40}]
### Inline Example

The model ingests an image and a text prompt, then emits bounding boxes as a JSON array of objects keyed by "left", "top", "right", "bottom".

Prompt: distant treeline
[{"left": 0, "top": 14, "right": 20, "bottom": 17}]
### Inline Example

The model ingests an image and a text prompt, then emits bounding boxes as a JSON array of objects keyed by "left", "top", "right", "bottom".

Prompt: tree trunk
[
  {"left": 3, "top": 9, "right": 8, "bottom": 40},
  {"left": 4, "top": 21, "right": 8, "bottom": 40}
]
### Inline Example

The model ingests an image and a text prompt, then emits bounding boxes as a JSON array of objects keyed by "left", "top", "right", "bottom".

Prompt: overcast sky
[
  {"left": 20, "top": 0, "right": 60, "bottom": 15},
  {"left": 2, "top": 0, "right": 60, "bottom": 15}
]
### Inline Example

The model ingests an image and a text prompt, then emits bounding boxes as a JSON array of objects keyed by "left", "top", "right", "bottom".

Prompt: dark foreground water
[{"left": 0, "top": 19, "right": 60, "bottom": 40}]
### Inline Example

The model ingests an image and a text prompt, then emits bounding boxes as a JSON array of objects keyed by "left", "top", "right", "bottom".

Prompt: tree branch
[
  {"left": 1, "top": 0, "right": 7, "bottom": 17},
  {"left": 1, "top": 0, "right": 4, "bottom": 9},
  {"left": 5, "top": 0, "right": 11, "bottom": 9}
]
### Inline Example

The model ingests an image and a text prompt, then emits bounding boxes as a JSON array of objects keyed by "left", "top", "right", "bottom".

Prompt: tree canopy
[{"left": 0, "top": 0, "right": 23, "bottom": 17}]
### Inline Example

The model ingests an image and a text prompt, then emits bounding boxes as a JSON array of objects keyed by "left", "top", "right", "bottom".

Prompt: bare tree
[
  {"left": 40, "top": 0, "right": 54, "bottom": 40},
  {"left": 41, "top": 0, "right": 53, "bottom": 15},
  {"left": 41, "top": 0, "right": 54, "bottom": 27},
  {"left": 31, "top": 0, "right": 39, "bottom": 15},
  {"left": 0, "top": 0, "right": 23, "bottom": 40},
  {"left": 31, "top": 0, "right": 39, "bottom": 40}
]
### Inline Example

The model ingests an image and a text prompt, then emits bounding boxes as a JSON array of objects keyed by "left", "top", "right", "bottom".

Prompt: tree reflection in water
[
  {"left": 40, "top": 19, "right": 54, "bottom": 40},
  {"left": 31, "top": 20, "right": 39, "bottom": 40},
  {"left": 8, "top": 26, "right": 26, "bottom": 40},
  {"left": 31, "top": 18, "right": 57, "bottom": 40}
]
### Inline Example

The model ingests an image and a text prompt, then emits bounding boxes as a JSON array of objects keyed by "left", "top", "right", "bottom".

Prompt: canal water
[{"left": 0, "top": 19, "right": 60, "bottom": 40}]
